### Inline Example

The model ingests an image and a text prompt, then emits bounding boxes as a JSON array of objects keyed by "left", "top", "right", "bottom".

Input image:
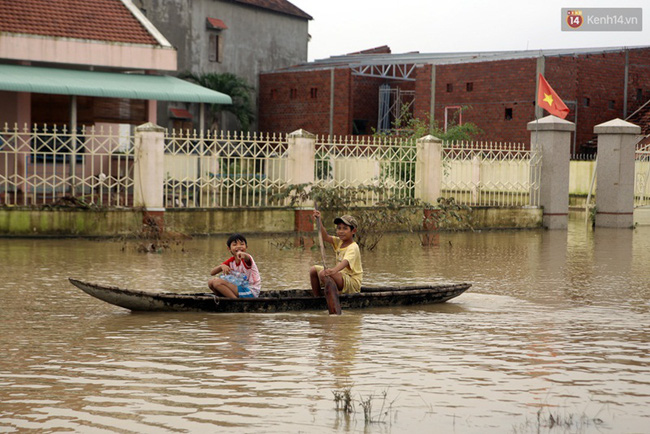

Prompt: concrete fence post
[
  {"left": 134, "top": 122, "right": 166, "bottom": 231},
  {"left": 594, "top": 118, "right": 641, "bottom": 228},
  {"left": 287, "top": 129, "right": 316, "bottom": 232},
  {"left": 471, "top": 154, "right": 481, "bottom": 203},
  {"left": 415, "top": 134, "right": 443, "bottom": 204},
  {"left": 527, "top": 115, "right": 575, "bottom": 229}
]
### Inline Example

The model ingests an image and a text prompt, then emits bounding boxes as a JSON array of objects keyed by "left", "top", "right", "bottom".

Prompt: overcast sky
[{"left": 290, "top": 0, "right": 649, "bottom": 61}]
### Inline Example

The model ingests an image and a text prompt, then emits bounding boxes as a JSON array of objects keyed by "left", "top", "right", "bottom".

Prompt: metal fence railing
[
  {"left": 1, "top": 125, "right": 546, "bottom": 209},
  {"left": 163, "top": 130, "right": 289, "bottom": 208},
  {"left": 0, "top": 124, "right": 134, "bottom": 207},
  {"left": 442, "top": 141, "right": 541, "bottom": 207},
  {"left": 636, "top": 142, "right": 650, "bottom": 207},
  {"left": 314, "top": 135, "right": 419, "bottom": 205}
]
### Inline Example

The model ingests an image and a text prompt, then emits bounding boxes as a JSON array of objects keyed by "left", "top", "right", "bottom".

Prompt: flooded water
[{"left": 1, "top": 216, "right": 649, "bottom": 433}]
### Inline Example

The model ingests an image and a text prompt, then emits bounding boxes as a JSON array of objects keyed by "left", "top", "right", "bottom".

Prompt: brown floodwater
[{"left": 1, "top": 216, "right": 649, "bottom": 433}]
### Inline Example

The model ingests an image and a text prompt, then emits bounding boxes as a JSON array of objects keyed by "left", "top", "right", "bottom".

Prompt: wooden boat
[{"left": 68, "top": 278, "right": 471, "bottom": 313}]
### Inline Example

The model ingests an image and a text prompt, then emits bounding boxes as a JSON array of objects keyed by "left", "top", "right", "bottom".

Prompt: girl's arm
[
  {"left": 236, "top": 251, "right": 252, "bottom": 266},
  {"left": 210, "top": 264, "right": 223, "bottom": 276},
  {"left": 211, "top": 262, "right": 232, "bottom": 275}
]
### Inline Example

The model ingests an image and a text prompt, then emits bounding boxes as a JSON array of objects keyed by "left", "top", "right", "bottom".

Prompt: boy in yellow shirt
[{"left": 310, "top": 211, "right": 363, "bottom": 295}]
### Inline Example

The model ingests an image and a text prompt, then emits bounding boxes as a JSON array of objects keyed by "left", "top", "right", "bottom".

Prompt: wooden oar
[{"left": 315, "top": 205, "right": 342, "bottom": 315}]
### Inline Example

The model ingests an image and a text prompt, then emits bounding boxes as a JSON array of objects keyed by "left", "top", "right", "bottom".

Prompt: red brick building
[{"left": 259, "top": 46, "right": 650, "bottom": 154}]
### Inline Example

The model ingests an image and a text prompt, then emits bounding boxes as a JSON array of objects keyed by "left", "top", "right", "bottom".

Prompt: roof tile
[
  {"left": 228, "top": 0, "right": 312, "bottom": 20},
  {"left": 0, "top": 0, "right": 159, "bottom": 46}
]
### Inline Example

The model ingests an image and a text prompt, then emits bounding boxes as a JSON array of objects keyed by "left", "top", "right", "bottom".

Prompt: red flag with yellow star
[{"left": 537, "top": 74, "right": 570, "bottom": 119}]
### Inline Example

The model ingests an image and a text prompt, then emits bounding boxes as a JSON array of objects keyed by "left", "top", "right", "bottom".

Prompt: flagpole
[{"left": 533, "top": 76, "right": 540, "bottom": 207}]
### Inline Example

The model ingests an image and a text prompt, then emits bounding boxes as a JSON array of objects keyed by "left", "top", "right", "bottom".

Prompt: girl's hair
[{"left": 226, "top": 233, "right": 247, "bottom": 247}]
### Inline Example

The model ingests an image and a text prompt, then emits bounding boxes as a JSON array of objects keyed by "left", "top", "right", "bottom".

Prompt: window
[
  {"left": 353, "top": 119, "right": 368, "bottom": 135},
  {"left": 466, "top": 82, "right": 473, "bottom": 92},
  {"left": 208, "top": 33, "right": 223, "bottom": 63},
  {"left": 637, "top": 88, "right": 644, "bottom": 101},
  {"left": 270, "top": 89, "right": 277, "bottom": 100},
  {"left": 583, "top": 97, "right": 590, "bottom": 107},
  {"left": 608, "top": 100, "right": 615, "bottom": 109},
  {"left": 310, "top": 87, "right": 318, "bottom": 99},
  {"left": 446, "top": 83, "right": 453, "bottom": 92},
  {"left": 290, "top": 88, "right": 297, "bottom": 99},
  {"left": 505, "top": 108, "right": 513, "bottom": 120}
]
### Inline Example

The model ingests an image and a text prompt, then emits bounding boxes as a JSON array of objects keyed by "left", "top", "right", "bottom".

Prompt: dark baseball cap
[{"left": 334, "top": 215, "right": 358, "bottom": 229}]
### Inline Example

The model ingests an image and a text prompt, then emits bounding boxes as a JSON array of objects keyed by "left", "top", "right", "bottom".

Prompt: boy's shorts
[{"left": 313, "top": 265, "right": 361, "bottom": 294}]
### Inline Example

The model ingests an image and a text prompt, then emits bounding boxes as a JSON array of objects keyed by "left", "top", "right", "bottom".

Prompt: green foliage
[
  {"left": 371, "top": 104, "right": 482, "bottom": 187},
  {"left": 180, "top": 72, "right": 255, "bottom": 131},
  {"left": 273, "top": 183, "right": 474, "bottom": 250},
  {"left": 376, "top": 104, "right": 483, "bottom": 143}
]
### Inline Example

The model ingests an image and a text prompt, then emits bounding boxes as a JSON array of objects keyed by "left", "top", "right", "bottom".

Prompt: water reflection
[{"left": 1, "top": 218, "right": 649, "bottom": 432}]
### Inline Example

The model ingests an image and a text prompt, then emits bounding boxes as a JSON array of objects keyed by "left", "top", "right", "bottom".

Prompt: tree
[
  {"left": 180, "top": 72, "right": 255, "bottom": 131},
  {"left": 380, "top": 104, "right": 483, "bottom": 142}
]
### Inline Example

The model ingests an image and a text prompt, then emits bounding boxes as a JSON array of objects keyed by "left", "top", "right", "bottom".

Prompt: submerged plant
[
  {"left": 511, "top": 404, "right": 606, "bottom": 433},
  {"left": 332, "top": 387, "right": 396, "bottom": 425},
  {"left": 332, "top": 387, "right": 354, "bottom": 414},
  {"left": 273, "top": 183, "right": 474, "bottom": 250}
]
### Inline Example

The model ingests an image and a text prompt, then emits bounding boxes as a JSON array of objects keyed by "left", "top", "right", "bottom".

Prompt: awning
[
  {"left": 206, "top": 17, "right": 228, "bottom": 30},
  {"left": 169, "top": 107, "right": 193, "bottom": 119},
  {"left": 0, "top": 64, "right": 232, "bottom": 104}
]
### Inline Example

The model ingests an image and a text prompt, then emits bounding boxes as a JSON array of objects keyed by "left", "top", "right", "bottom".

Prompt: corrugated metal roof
[
  {"left": 271, "top": 45, "right": 650, "bottom": 73},
  {"left": 0, "top": 64, "right": 232, "bottom": 104}
]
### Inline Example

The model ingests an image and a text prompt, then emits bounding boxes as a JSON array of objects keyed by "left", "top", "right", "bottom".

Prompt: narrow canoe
[{"left": 68, "top": 278, "right": 471, "bottom": 313}]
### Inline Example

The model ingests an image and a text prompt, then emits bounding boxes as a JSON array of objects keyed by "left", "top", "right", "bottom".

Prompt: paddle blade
[{"left": 323, "top": 278, "right": 341, "bottom": 315}]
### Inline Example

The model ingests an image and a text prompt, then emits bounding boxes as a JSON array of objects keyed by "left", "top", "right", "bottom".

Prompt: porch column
[
  {"left": 16, "top": 92, "right": 32, "bottom": 200},
  {"left": 527, "top": 115, "right": 575, "bottom": 229},
  {"left": 594, "top": 118, "right": 641, "bottom": 228},
  {"left": 134, "top": 122, "right": 165, "bottom": 231},
  {"left": 146, "top": 100, "right": 158, "bottom": 125},
  {"left": 287, "top": 129, "right": 316, "bottom": 232}
]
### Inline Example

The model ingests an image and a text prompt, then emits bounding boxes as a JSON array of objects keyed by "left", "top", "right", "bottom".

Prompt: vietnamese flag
[{"left": 537, "top": 74, "right": 570, "bottom": 119}]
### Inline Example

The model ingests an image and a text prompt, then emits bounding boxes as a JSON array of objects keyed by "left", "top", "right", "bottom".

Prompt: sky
[{"left": 289, "top": 0, "right": 649, "bottom": 61}]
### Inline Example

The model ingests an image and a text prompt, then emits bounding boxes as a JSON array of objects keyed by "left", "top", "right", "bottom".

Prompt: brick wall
[
  {"left": 259, "top": 47, "right": 650, "bottom": 149},
  {"left": 573, "top": 51, "right": 625, "bottom": 150},
  {"left": 352, "top": 75, "right": 383, "bottom": 135},
  {"left": 431, "top": 58, "right": 538, "bottom": 143},
  {"left": 414, "top": 64, "right": 432, "bottom": 120},
  {"left": 259, "top": 68, "right": 352, "bottom": 136},
  {"left": 627, "top": 48, "right": 650, "bottom": 115}
]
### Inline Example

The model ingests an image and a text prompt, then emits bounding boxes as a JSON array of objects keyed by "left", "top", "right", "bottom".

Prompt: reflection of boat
[{"left": 69, "top": 278, "right": 471, "bottom": 313}]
